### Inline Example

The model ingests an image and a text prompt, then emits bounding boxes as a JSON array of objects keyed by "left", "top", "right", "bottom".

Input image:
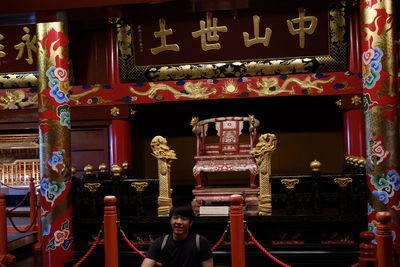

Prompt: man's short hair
[{"left": 169, "top": 205, "right": 195, "bottom": 220}]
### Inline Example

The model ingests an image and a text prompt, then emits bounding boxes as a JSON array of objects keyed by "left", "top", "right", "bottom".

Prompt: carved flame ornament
[
  {"left": 151, "top": 136, "right": 176, "bottom": 216},
  {"left": 250, "top": 133, "right": 277, "bottom": 216}
]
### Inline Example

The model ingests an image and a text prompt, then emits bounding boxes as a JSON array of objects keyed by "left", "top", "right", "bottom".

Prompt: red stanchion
[
  {"left": 358, "top": 231, "right": 376, "bottom": 267},
  {"left": 104, "top": 196, "right": 118, "bottom": 267},
  {"left": 33, "top": 188, "right": 42, "bottom": 267},
  {"left": 29, "top": 177, "right": 36, "bottom": 229},
  {"left": 0, "top": 194, "right": 16, "bottom": 265},
  {"left": 376, "top": 211, "right": 395, "bottom": 267},
  {"left": 229, "top": 194, "right": 246, "bottom": 267}
]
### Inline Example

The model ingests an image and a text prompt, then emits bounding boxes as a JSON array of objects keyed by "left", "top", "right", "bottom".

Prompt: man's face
[{"left": 170, "top": 214, "right": 193, "bottom": 239}]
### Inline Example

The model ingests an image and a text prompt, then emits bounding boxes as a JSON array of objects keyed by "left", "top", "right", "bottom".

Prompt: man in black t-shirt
[{"left": 141, "top": 205, "right": 213, "bottom": 267}]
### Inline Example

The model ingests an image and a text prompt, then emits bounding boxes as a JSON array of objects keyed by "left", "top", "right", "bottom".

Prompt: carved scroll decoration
[{"left": 250, "top": 133, "right": 277, "bottom": 216}]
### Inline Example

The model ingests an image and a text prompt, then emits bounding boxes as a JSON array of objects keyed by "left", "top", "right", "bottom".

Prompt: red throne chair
[{"left": 190, "top": 116, "right": 260, "bottom": 189}]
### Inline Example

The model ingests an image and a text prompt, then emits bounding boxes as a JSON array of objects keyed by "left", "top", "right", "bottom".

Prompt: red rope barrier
[
  {"left": 250, "top": 235, "right": 291, "bottom": 267},
  {"left": 73, "top": 229, "right": 103, "bottom": 267},
  {"left": 0, "top": 182, "right": 29, "bottom": 190},
  {"left": 0, "top": 261, "right": 6, "bottom": 267},
  {"left": 7, "top": 191, "right": 30, "bottom": 213},
  {"left": 350, "top": 263, "right": 359, "bottom": 267},
  {"left": 211, "top": 232, "right": 226, "bottom": 251},
  {"left": 6, "top": 205, "right": 38, "bottom": 233},
  {"left": 119, "top": 228, "right": 162, "bottom": 266}
]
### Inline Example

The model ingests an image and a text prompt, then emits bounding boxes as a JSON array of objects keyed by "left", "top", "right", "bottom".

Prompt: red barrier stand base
[{"left": 0, "top": 253, "right": 16, "bottom": 264}]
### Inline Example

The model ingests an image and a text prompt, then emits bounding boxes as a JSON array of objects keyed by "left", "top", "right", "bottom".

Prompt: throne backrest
[{"left": 193, "top": 116, "right": 259, "bottom": 156}]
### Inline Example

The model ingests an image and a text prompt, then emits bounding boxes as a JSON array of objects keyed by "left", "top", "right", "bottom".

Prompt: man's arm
[
  {"left": 201, "top": 257, "right": 213, "bottom": 267},
  {"left": 141, "top": 258, "right": 156, "bottom": 267}
]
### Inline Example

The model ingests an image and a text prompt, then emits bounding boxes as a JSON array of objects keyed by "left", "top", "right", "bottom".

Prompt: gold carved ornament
[
  {"left": 281, "top": 179, "right": 300, "bottom": 189},
  {"left": 110, "top": 107, "right": 120, "bottom": 117},
  {"left": 248, "top": 115, "right": 255, "bottom": 133},
  {"left": 84, "top": 164, "right": 94, "bottom": 175},
  {"left": 129, "top": 82, "right": 217, "bottom": 100},
  {"left": 190, "top": 117, "right": 201, "bottom": 135},
  {"left": 84, "top": 183, "right": 101, "bottom": 192},
  {"left": 131, "top": 182, "right": 149, "bottom": 192},
  {"left": 0, "top": 90, "right": 38, "bottom": 109},
  {"left": 250, "top": 133, "right": 277, "bottom": 216},
  {"left": 247, "top": 76, "right": 335, "bottom": 96},
  {"left": 112, "top": 164, "right": 122, "bottom": 176},
  {"left": 151, "top": 136, "right": 176, "bottom": 216},
  {"left": 334, "top": 177, "right": 352, "bottom": 188}
]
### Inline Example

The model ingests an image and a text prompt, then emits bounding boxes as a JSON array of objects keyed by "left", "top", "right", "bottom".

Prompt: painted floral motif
[
  {"left": 368, "top": 203, "right": 373, "bottom": 215},
  {"left": 373, "top": 190, "right": 389, "bottom": 204},
  {"left": 362, "top": 48, "right": 383, "bottom": 89},
  {"left": 48, "top": 149, "right": 66, "bottom": 173},
  {"left": 57, "top": 104, "right": 70, "bottom": 128},
  {"left": 370, "top": 137, "right": 390, "bottom": 165},
  {"left": 46, "top": 66, "right": 69, "bottom": 103},
  {"left": 363, "top": 94, "right": 377, "bottom": 112},
  {"left": 370, "top": 169, "right": 400, "bottom": 207},
  {"left": 46, "top": 219, "right": 73, "bottom": 251},
  {"left": 40, "top": 177, "right": 66, "bottom": 205},
  {"left": 41, "top": 217, "right": 51, "bottom": 236}
]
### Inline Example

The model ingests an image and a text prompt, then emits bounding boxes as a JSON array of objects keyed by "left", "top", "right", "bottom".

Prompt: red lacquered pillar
[
  {"left": 376, "top": 212, "right": 395, "bottom": 267},
  {"left": 348, "top": 3, "right": 362, "bottom": 74},
  {"left": 104, "top": 196, "right": 119, "bottom": 267},
  {"left": 230, "top": 194, "right": 246, "bottom": 267},
  {"left": 343, "top": 105, "right": 366, "bottom": 158},
  {"left": 37, "top": 20, "right": 73, "bottom": 266},
  {"left": 0, "top": 193, "right": 15, "bottom": 264},
  {"left": 358, "top": 231, "right": 376, "bottom": 267},
  {"left": 360, "top": 0, "right": 400, "bottom": 255},
  {"left": 109, "top": 119, "right": 132, "bottom": 166},
  {"left": 106, "top": 7, "right": 121, "bottom": 85}
]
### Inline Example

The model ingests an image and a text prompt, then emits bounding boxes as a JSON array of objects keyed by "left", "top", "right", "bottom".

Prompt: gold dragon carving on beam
[
  {"left": 0, "top": 90, "right": 38, "bottom": 108},
  {"left": 129, "top": 82, "right": 217, "bottom": 99},
  {"left": 0, "top": 86, "right": 102, "bottom": 109},
  {"left": 69, "top": 86, "right": 101, "bottom": 105},
  {"left": 247, "top": 76, "right": 336, "bottom": 96}
]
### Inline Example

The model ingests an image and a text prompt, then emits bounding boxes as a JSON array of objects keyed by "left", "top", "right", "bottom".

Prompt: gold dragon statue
[
  {"left": 150, "top": 136, "right": 177, "bottom": 216},
  {"left": 250, "top": 133, "right": 277, "bottom": 216}
]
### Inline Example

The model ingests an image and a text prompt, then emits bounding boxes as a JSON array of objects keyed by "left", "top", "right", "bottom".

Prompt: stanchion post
[
  {"left": 358, "top": 231, "right": 376, "bottom": 267},
  {"left": 33, "top": 188, "right": 42, "bottom": 267},
  {"left": 376, "top": 211, "right": 395, "bottom": 267},
  {"left": 0, "top": 193, "right": 15, "bottom": 264},
  {"left": 230, "top": 194, "right": 246, "bottom": 267},
  {"left": 104, "top": 195, "right": 119, "bottom": 267},
  {"left": 29, "top": 176, "right": 36, "bottom": 228}
]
